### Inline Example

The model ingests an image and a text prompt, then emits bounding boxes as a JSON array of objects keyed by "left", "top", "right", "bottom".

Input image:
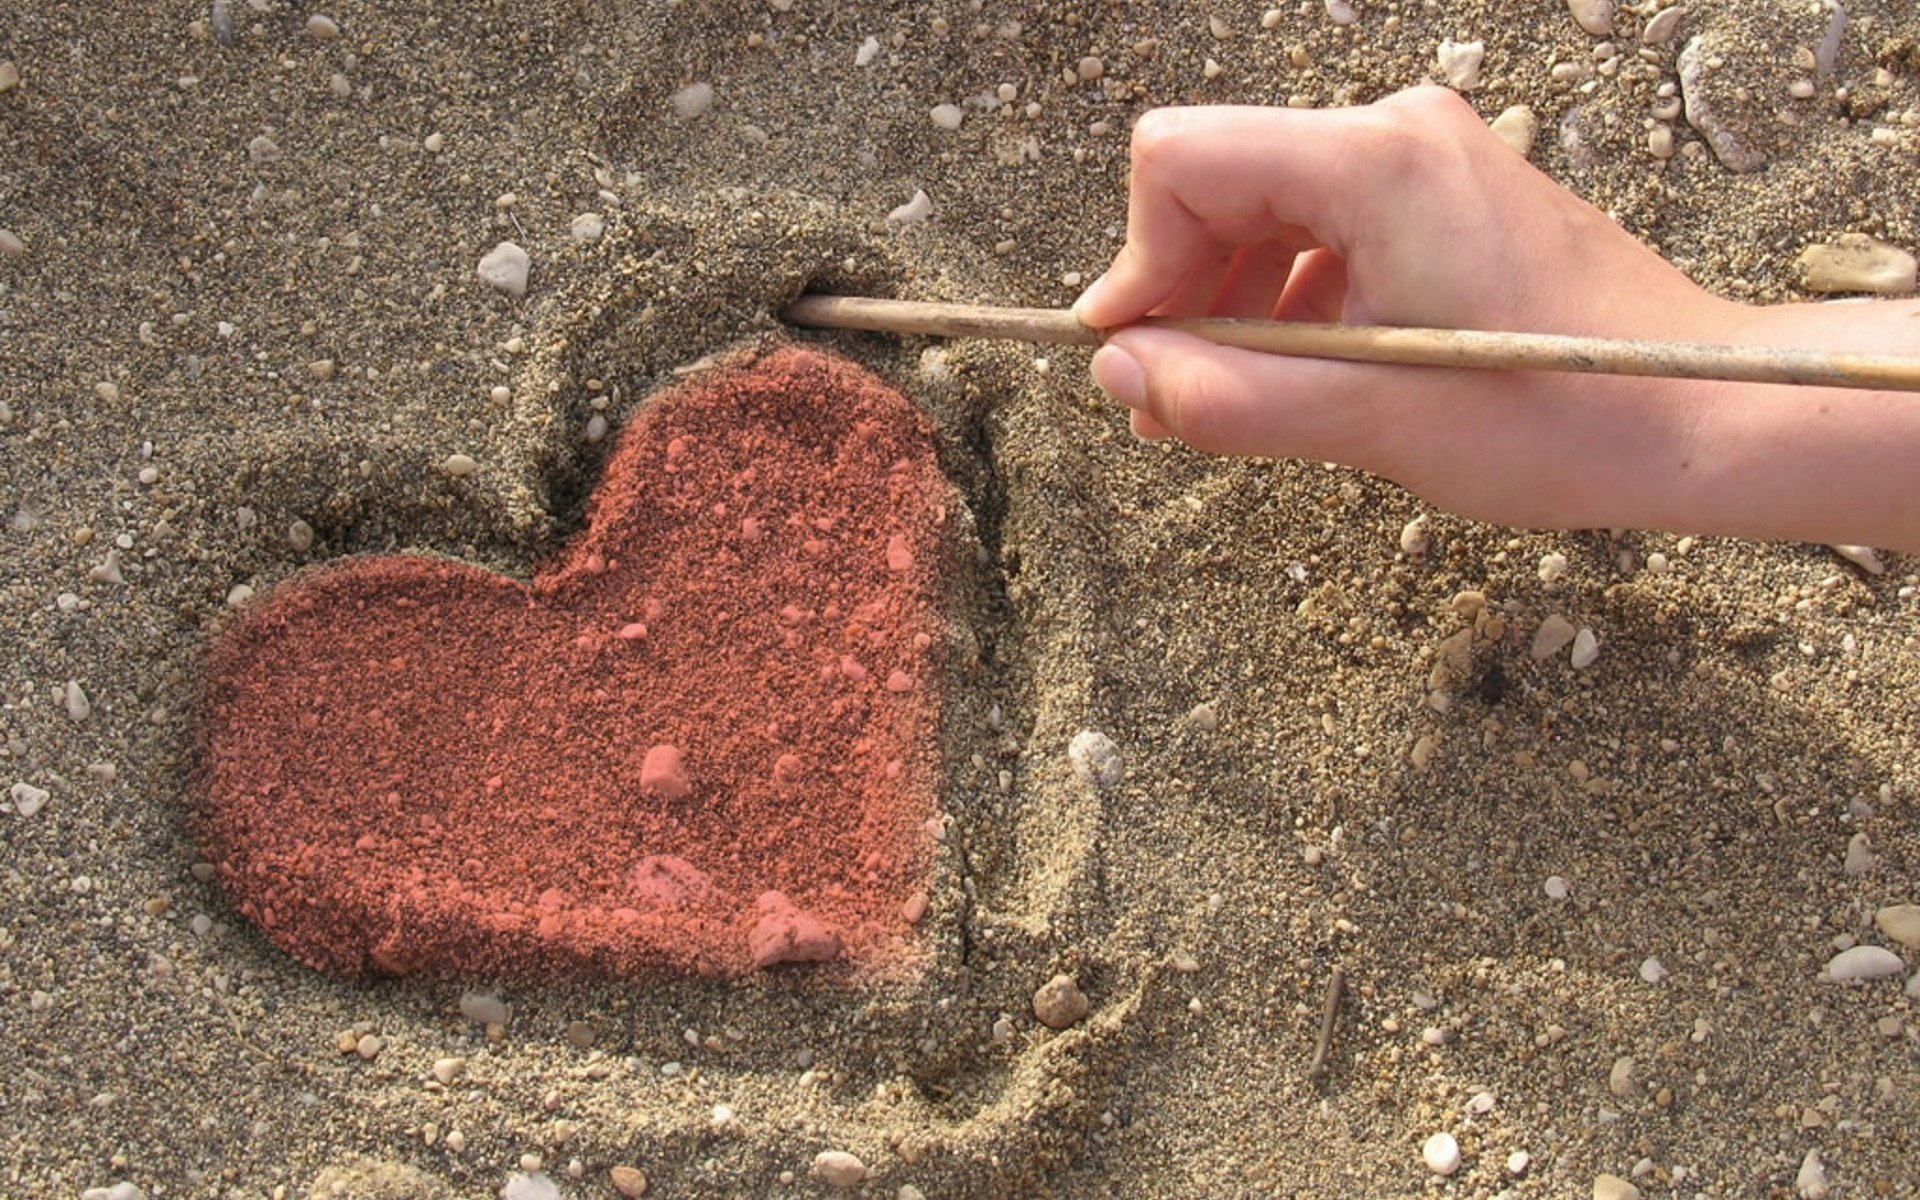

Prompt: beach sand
[{"left": 1, "top": 1, "right": 1917, "bottom": 1197}]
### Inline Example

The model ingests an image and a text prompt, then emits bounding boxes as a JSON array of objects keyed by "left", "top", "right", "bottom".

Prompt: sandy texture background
[{"left": 2, "top": 1, "right": 1917, "bottom": 1197}]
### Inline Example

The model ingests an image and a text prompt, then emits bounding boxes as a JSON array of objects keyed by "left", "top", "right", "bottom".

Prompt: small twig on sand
[{"left": 1307, "top": 964, "right": 1346, "bottom": 1082}]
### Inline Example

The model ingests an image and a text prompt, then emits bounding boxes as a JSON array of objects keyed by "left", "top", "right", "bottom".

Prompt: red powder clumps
[{"left": 199, "top": 347, "right": 949, "bottom": 979}]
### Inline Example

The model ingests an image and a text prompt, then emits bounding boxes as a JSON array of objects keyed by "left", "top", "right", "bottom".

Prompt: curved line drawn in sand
[{"left": 199, "top": 348, "right": 954, "bottom": 979}]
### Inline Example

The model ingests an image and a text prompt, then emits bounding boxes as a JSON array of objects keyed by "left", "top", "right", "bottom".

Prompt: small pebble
[
  {"left": 80, "top": 1186, "right": 145, "bottom": 1200},
  {"left": 1421, "top": 1131, "right": 1462, "bottom": 1176},
  {"left": 288, "top": 519, "right": 315, "bottom": 552},
  {"left": 477, "top": 242, "right": 531, "bottom": 298},
  {"left": 854, "top": 37, "right": 880, "bottom": 67},
  {"left": 1188, "top": 702, "right": 1218, "bottom": 731},
  {"left": 1067, "top": 730, "right": 1124, "bottom": 787},
  {"left": 570, "top": 212, "right": 605, "bottom": 242},
  {"left": 1566, "top": 0, "right": 1614, "bottom": 36},
  {"left": 423, "top": 132, "right": 444, "bottom": 153},
  {"left": 1544, "top": 875, "right": 1570, "bottom": 900},
  {"left": 431, "top": 1056, "right": 465, "bottom": 1085},
  {"left": 609, "top": 1165, "right": 648, "bottom": 1197},
  {"left": 671, "top": 82, "right": 714, "bottom": 119},
  {"left": 1506, "top": 1150, "right": 1532, "bottom": 1177},
  {"left": 1531, "top": 615, "right": 1577, "bottom": 660},
  {"left": 441, "top": 453, "right": 479, "bottom": 478},
  {"left": 1797, "top": 1149, "right": 1830, "bottom": 1200},
  {"left": 0, "top": 228, "right": 24, "bottom": 257},
  {"left": 1594, "top": 1175, "right": 1642, "bottom": 1200},
  {"left": 930, "top": 103, "right": 965, "bottom": 130},
  {"left": 1873, "top": 904, "right": 1920, "bottom": 949},
  {"left": 1798, "top": 234, "right": 1917, "bottom": 296},
  {"left": 809, "top": 1151, "right": 868, "bottom": 1188},
  {"left": 887, "top": 189, "right": 932, "bottom": 225},
  {"left": 247, "top": 135, "right": 282, "bottom": 165},
  {"left": 1490, "top": 105, "right": 1538, "bottom": 156},
  {"left": 1537, "top": 551, "right": 1569, "bottom": 582},
  {"left": 1823, "top": 944, "right": 1906, "bottom": 981},
  {"left": 1570, "top": 627, "right": 1600, "bottom": 669},
  {"left": 1032, "top": 973, "right": 1090, "bottom": 1029},
  {"left": 10, "top": 781, "right": 50, "bottom": 817},
  {"left": 305, "top": 13, "right": 340, "bottom": 39},
  {"left": 1436, "top": 40, "right": 1484, "bottom": 90},
  {"left": 458, "top": 991, "right": 509, "bottom": 1025},
  {"left": 501, "top": 1172, "right": 559, "bottom": 1200},
  {"left": 1324, "top": 0, "right": 1356, "bottom": 25},
  {"left": 66, "top": 680, "right": 92, "bottom": 723},
  {"left": 1831, "top": 544, "right": 1885, "bottom": 575},
  {"left": 1607, "top": 1055, "right": 1638, "bottom": 1097},
  {"left": 1639, "top": 956, "right": 1669, "bottom": 983},
  {"left": 1641, "top": 6, "right": 1685, "bottom": 45},
  {"left": 1399, "top": 514, "right": 1430, "bottom": 556},
  {"left": 0, "top": 61, "right": 20, "bottom": 93},
  {"left": 1843, "top": 831, "right": 1875, "bottom": 875}
]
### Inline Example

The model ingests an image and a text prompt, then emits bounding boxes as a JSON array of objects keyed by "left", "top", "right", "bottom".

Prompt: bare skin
[{"left": 1077, "top": 87, "right": 1920, "bottom": 554}]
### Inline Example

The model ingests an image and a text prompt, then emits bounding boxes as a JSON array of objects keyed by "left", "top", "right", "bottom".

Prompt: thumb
[{"left": 1091, "top": 326, "right": 1411, "bottom": 462}]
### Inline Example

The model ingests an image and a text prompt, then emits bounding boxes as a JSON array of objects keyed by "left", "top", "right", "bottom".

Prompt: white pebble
[
  {"left": 81, "top": 1186, "right": 146, "bottom": 1200},
  {"left": 477, "top": 242, "right": 531, "bottom": 298},
  {"left": 441, "top": 453, "right": 479, "bottom": 478},
  {"left": 500, "top": 1172, "right": 559, "bottom": 1200},
  {"left": 225, "top": 584, "right": 255, "bottom": 608},
  {"left": 1399, "top": 514, "right": 1430, "bottom": 556},
  {"left": 1465, "top": 1090, "right": 1495, "bottom": 1115},
  {"left": 1875, "top": 904, "right": 1920, "bottom": 950},
  {"left": 1641, "top": 7, "right": 1685, "bottom": 45},
  {"left": 247, "top": 135, "right": 282, "bottom": 165},
  {"left": 1831, "top": 544, "right": 1885, "bottom": 575},
  {"left": 1566, "top": 0, "right": 1614, "bottom": 36},
  {"left": 1544, "top": 875, "right": 1570, "bottom": 900},
  {"left": 1032, "top": 973, "right": 1091, "bottom": 1028},
  {"left": 930, "top": 103, "right": 964, "bottom": 131},
  {"left": 1490, "top": 104, "right": 1538, "bottom": 156},
  {"left": 1639, "top": 956, "right": 1669, "bottom": 984},
  {"left": 570, "top": 212, "right": 605, "bottom": 242},
  {"left": 1067, "top": 730, "right": 1124, "bottom": 788},
  {"left": 0, "top": 227, "right": 25, "bottom": 257},
  {"left": 1531, "top": 614, "right": 1577, "bottom": 660},
  {"left": 810, "top": 1151, "right": 868, "bottom": 1188},
  {"left": 1436, "top": 40, "right": 1484, "bottom": 90},
  {"left": 854, "top": 37, "right": 880, "bottom": 67},
  {"left": 66, "top": 680, "right": 93, "bottom": 723},
  {"left": 1421, "top": 1131, "right": 1462, "bottom": 1176},
  {"left": 459, "top": 991, "right": 509, "bottom": 1024},
  {"left": 1537, "top": 551, "right": 1569, "bottom": 582},
  {"left": 671, "top": 82, "right": 714, "bottom": 119},
  {"left": 585, "top": 414, "right": 608, "bottom": 443},
  {"left": 0, "top": 61, "right": 18, "bottom": 94},
  {"left": 10, "top": 782, "right": 50, "bottom": 817},
  {"left": 1799, "top": 234, "right": 1917, "bottom": 296},
  {"left": 1796, "top": 1149, "right": 1831, "bottom": 1200},
  {"left": 288, "top": 519, "right": 315, "bottom": 552},
  {"left": 887, "top": 189, "right": 932, "bottom": 225},
  {"left": 423, "top": 132, "right": 444, "bottom": 153},
  {"left": 1843, "top": 831, "right": 1875, "bottom": 876},
  {"left": 1594, "top": 1175, "right": 1642, "bottom": 1200},
  {"left": 1570, "top": 627, "right": 1600, "bottom": 669},
  {"left": 1824, "top": 944, "right": 1906, "bottom": 982},
  {"left": 1506, "top": 1150, "right": 1532, "bottom": 1176},
  {"left": 1324, "top": 0, "right": 1357, "bottom": 24},
  {"left": 305, "top": 13, "right": 340, "bottom": 39}
]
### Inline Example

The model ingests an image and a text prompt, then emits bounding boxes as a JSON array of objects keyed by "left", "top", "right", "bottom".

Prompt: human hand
[{"left": 1075, "top": 87, "right": 1743, "bottom": 534}]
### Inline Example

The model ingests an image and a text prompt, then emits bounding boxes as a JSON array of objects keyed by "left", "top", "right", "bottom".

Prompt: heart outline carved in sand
[{"left": 199, "top": 347, "right": 949, "bottom": 979}]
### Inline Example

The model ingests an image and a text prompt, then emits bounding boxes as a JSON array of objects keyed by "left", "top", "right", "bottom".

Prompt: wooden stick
[
  {"left": 1306, "top": 964, "right": 1346, "bottom": 1082},
  {"left": 782, "top": 294, "right": 1920, "bottom": 393}
]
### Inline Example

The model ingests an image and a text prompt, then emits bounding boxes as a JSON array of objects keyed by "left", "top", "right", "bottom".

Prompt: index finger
[{"left": 1072, "top": 105, "right": 1372, "bottom": 329}]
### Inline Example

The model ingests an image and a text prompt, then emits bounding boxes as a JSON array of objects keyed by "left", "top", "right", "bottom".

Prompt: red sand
[{"left": 198, "top": 348, "right": 949, "bottom": 979}]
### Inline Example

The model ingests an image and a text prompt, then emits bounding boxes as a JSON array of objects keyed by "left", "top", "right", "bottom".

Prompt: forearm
[{"left": 1658, "top": 299, "right": 1920, "bottom": 554}]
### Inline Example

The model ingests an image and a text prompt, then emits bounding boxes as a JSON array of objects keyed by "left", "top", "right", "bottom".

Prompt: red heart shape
[{"left": 199, "top": 348, "right": 948, "bottom": 978}]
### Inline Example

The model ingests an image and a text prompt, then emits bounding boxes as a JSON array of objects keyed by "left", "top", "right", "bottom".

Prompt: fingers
[
  {"left": 1073, "top": 104, "right": 1380, "bottom": 329},
  {"left": 1273, "top": 247, "right": 1349, "bottom": 323},
  {"left": 1092, "top": 325, "right": 1401, "bottom": 462}
]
